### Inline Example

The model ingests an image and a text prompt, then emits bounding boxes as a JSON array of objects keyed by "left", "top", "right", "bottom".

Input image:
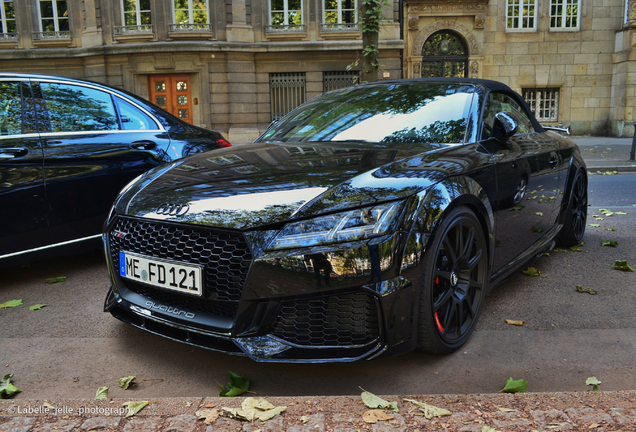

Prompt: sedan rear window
[
  {"left": 260, "top": 83, "right": 476, "bottom": 145},
  {"left": 40, "top": 83, "right": 119, "bottom": 132}
]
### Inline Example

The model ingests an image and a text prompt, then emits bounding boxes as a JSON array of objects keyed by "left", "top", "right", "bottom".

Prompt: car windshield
[{"left": 260, "top": 82, "right": 476, "bottom": 145}]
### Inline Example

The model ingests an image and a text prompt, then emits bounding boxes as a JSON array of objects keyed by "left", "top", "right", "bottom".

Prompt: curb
[{"left": 2, "top": 392, "right": 636, "bottom": 431}]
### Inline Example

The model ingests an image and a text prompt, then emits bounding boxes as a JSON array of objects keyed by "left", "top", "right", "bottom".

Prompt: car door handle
[
  {"left": 130, "top": 141, "right": 157, "bottom": 151},
  {"left": 0, "top": 147, "right": 29, "bottom": 160}
]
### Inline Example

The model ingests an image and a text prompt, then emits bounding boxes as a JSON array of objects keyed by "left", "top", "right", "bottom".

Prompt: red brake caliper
[{"left": 434, "top": 277, "right": 444, "bottom": 333}]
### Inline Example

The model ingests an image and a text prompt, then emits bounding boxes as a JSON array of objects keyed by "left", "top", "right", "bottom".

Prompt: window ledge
[
  {"left": 32, "top": 32, "right": 71, "bottom": 47},
  {"left": 113, "top": 25, "right": 154, "bottom": 42},
  {"left": 320, "top": 23, "right": 361, "bottom": 39},
  {"left": 0, "top": 34, "right": 18, "bottom": 48},
  {"left": 265, "top": 24, "right": 306, "bottom": 40},
  {"left": 168, "top": 23, "right": 214, "bottom": 40}
]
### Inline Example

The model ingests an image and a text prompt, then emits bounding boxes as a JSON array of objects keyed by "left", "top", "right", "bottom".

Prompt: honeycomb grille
[
  {"left": 272, "top": 291, "right": 380, "bottom": 347},
  {"left": 109, "top": 217, "right": 252, "bottom": 309}
]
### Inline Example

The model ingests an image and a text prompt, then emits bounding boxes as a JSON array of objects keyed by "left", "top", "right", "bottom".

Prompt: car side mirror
[{"left": 492, "top": 112, "right": 518, "bottom": 144}]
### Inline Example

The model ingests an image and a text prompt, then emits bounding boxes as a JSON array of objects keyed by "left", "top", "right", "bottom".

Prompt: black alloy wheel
[
  {"left": 557, "top": 170, "right": 587, "bottom": 247},
  {"left": 417, "top": 206, "right": 488, "bottom": 354}
]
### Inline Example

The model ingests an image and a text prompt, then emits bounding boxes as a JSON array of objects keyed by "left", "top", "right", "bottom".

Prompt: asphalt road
[{"left": 1, "top": 173, "right": 635, "bottom": 400}]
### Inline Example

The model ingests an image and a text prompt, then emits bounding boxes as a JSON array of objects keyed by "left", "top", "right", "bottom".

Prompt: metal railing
[
  {"left": 113, "top": 24, "right": 153, "bottom": 36},
  {"left": 270, "top": 73, "right": 306, "bottom": 121},
  {"left": 169, "top": 23, "right": 213, "bottom": 34},
  {"left": 265, "top": 24, "right": 305, "bottom": 34},
  {"left": 32, "top": 31, "right": 70, "bottom": 41}
]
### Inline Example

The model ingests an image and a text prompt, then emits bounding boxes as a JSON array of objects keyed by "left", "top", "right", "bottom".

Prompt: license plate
[{"left": 119, "top": 251, "right": 204, "bottom": 297}]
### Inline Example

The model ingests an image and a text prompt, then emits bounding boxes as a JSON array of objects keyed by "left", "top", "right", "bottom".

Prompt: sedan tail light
[{"left": 216, "top": 138, "right": 232, "bottom": 148}]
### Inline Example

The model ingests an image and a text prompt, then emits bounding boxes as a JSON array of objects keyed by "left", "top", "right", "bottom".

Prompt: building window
[
  {"left": 270, "top": 0, "right": 302, "bottom": 26},
  {"left": 506, "top": 0, "right": 537, "bottom": 31},
  {"left": 38, "top": 0, "right": 69, "bottom": 33},
  {"left": 171, "top": 0, "right": 212, "bottom": 32},
  {"left": 550, "top": 0, "right": 580, "bottom": 30},
  {"left": 115, "top": 0, "right": 152, "bottom": 35},
  {"left": 270, "top": 73, "right": 306, "bottom": 121},
  {"left": 523, "top": 88, "right": 559, "bottom": 122},
  {"left": 323, "top": 71, "right": 358, "bottom": 92},
  {"left": 323, "top": 0, "right": 358, "bottom": 31},
  {"left": 0, "top": 0, "right": 16, "bottom": 40}
]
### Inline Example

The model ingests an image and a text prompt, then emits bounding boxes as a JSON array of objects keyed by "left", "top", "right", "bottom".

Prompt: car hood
[{"left": 119, "top": 141, "right": 473, "bottom": 230}]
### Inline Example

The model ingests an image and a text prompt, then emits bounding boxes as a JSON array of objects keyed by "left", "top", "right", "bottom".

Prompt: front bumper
[{"left": 104, "top": 217, "right": 423, "bottom": 362}]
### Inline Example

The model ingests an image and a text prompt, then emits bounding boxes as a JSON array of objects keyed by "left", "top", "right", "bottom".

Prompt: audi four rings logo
[{"left": 156, "top": 203, "right": 190, "bottom": 216}]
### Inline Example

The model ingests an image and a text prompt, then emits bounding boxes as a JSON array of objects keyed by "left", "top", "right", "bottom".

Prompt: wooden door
[{"left": 149, "top": 75, "right": 193, "bottom": 124}]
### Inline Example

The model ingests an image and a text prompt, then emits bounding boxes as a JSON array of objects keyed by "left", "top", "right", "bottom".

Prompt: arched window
[{"left": 421, "top": 31, "right": 469, "bottom": 78}]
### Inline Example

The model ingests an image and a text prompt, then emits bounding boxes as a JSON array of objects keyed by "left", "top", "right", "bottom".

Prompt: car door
[
  {"left": 35, "top": 80, "right": 172, "bottom": 244},
  {"left": 481, "top": 92, "right": 559, "bottom": 276},
  {"left": 0, "top": 79, "right": 48, "bottom": 257}
]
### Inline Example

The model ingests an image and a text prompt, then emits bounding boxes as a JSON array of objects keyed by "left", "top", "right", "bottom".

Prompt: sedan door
[
  {"left": 35, "top": 80, "right": 172, "bottom": 244},
  {"left": 0, "top": 79, "right": 48, "bottom": 257}
]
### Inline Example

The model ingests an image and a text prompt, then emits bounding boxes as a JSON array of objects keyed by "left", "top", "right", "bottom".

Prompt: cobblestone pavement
[{"left": 2, "top": 393, "right": 635, "bottom": 431}]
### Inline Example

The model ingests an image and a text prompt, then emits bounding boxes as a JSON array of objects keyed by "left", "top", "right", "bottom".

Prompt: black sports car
[
  {"left": 103, "top": 79, "right": 587, "bottom": 362},
  {"left": 0, "top": 73, "right": 231, "bottom": 266}
]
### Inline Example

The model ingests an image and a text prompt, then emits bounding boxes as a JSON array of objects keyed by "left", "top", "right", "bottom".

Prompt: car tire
[
  {"left": 557, "top": 170, "right": 587, "bottom": 247},
  {"left": 416, "top": 206, "right": 488, "bottom": 354}
]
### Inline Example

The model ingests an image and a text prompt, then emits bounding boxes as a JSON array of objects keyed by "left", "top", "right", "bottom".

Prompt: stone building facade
[
  {"left": 0, "top": 0, "right": 402, "bottom": 143},
  {"left": 404, "top": 0, "right": 636, "bottom": 136}
]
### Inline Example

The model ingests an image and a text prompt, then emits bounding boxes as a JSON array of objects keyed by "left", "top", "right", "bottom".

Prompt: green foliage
[
  {"left": 45, "top": 276, "right": 67, "bottom": 284},
  {"left": 218, "top": 372, "right": 252, "bottom": 397},
  {"left": 586, "top": 377, "right": 601, "bottom": 392},
  {"left": 95, "top": 386, "right": 109, "bottom": 400},
  {"left": 0, "top": 374, "right": 21, "bottom": 399},
  {"left": 29, "top": 304, "right": 46, "bottom": 311},
  {"left": 0, "top": 299, "right": 22, "bottom": 309},
  {"left": 614, "top": 260, "right": 634, "bottom": 272},
  {"left": 499, "top": 377, "right": 528, "bottom": 394},
  {"left": 118, "top": 376, "right": 136, "bottom": 390}
]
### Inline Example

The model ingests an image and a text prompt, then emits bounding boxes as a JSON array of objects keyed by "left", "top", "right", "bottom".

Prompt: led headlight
[{"left": 269, "top": 201, "right": 405, "bottom": 250}]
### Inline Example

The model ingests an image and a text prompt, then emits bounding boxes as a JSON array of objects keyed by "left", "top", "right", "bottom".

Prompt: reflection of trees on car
[
  {"left": 381, "top": 119, "right": 468, "bottom": 144},
  {"left": 40, "top": 84, "right": 119, "bottom": 132}
]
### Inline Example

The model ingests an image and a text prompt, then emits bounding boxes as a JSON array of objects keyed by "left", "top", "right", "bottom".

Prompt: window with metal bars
[
  {"left": 522, "top": 88, "right": 559, "bottom": 122},
  {"left": 270, "top": 73, "right": 306, "bottom": 121},
  {"left": 323, "top": 71, "right": 358, "bottom": 92}
]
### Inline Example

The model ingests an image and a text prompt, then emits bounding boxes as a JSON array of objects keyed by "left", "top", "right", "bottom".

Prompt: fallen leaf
[
  {"left": 601, "top": 240, "right": 618, "bottom": 247},
  {"left": 522, "top": 267, "right": 542, "bottom": 277},
  {"left": 499, "top": 377, "right": 528, "bottom": 394},
  {"left": 606, "top": 227, "right": 615, "bottom": 231},
  {"left": 361, "top": 389, "right": 398, "bottom": 412},
  {"left": 45, "top": 276, "right": 67, "bottom": 284},
  {"left": 118, "top": 376, "right": 136, "bottom": 390},
  {"left": 505, "top": 319, "right": 525, "bottom": 326},
  {"left": 95, "top": 386, "right": 109, "bottom": 400},
  {"left": 404, "top": 398, "right": 451, "bottom": 419},
  {"left": 0, "top": 374, "right": 21, "bottom": 399},
  {"left": 29, "top": 304, "right": 46, "bottom": 311},
  {"left": 222, "top": 397, "right": 286, "bottom": 421},
  {"left": 363, "top": 409, "right": 394, "bottom": 424},
  {"left": 509, "top": 205, "right": 524, "bottom": 211},
  {"left": 615, "top": 211, "right": 627, "bottom": 215},
  {"left": 0, "top": 299, "right": 22, "bottom": 309},
  {"left": 300, "top": 415, "right": 310, "bottom": 424},
  {"left": 535, "top": 212, "right": 543, "bottom": 216},
  {"left": 570, "top": 245, "right": 582, "bottom": 252},
  {"left": 588, "top": 224, "right": 600, "bottom": 227},
  {"left": 497, "top": 407, "right": 517, "bottom": 412},
  {"left": 43, "top": 402, "right": 56, "bottom": 410},
  {"left": 122, "top": 400, "right": 149, "bottom": 418},
  {"left": 532, "top": 226, "right": 543, "bottom": 233},
  {"left": 576, "top": 286, "right": 597, "bottom": 295},
  {"left": 586, "top": 377, "right": 601, "bottom": 392},
  {"left": 196, "top": 408, "right": 220, "bottom": 424},
  {"left": 614, "top": 260, "right": 634, "bottom": 272},
  {"left": 218, "top": 371, "right": 252, "bottom": 397}
]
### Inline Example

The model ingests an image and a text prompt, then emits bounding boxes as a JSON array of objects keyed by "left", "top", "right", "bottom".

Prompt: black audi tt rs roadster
[{"left": 103, "top": 78, "right": 587, "bottom": 362}]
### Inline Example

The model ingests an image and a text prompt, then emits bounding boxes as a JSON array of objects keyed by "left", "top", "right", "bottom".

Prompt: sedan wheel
[
  {"left": 417, "top": 207, "right": 488, "bottom": 354},
  {"left": 557, "top": 170, "right": 587, "bottom": 247}
]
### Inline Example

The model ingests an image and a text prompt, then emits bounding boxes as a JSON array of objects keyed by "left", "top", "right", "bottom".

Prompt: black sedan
[
  {"left": 103, "top": 79, "right": 587, "bottom": 362},
  {"left": 0, "top": 73, "right": 230, "bottom": 266}
]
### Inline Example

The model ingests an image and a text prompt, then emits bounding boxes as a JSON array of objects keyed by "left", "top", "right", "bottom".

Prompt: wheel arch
[{"left": 558, "top": 159, "right": 587, "bottom": 225}]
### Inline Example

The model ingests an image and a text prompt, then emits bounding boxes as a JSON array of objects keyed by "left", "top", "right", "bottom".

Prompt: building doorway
[
  {"left": 148, "top": 75, "right": 193, "bottom": 124},
  {"left": 421, "top": 31, "right": 468, "bottom": 78}
]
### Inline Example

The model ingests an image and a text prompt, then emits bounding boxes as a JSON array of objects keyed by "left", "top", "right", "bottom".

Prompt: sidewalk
[
  {"left": 1, "top": 392, "right": 636, "bottom": 431},
  {"left": 572, "top": 136, "right": 636, "bottom": 172},
  {"left": 1, "top": 136, "right": 635, "bottom": 432}
]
